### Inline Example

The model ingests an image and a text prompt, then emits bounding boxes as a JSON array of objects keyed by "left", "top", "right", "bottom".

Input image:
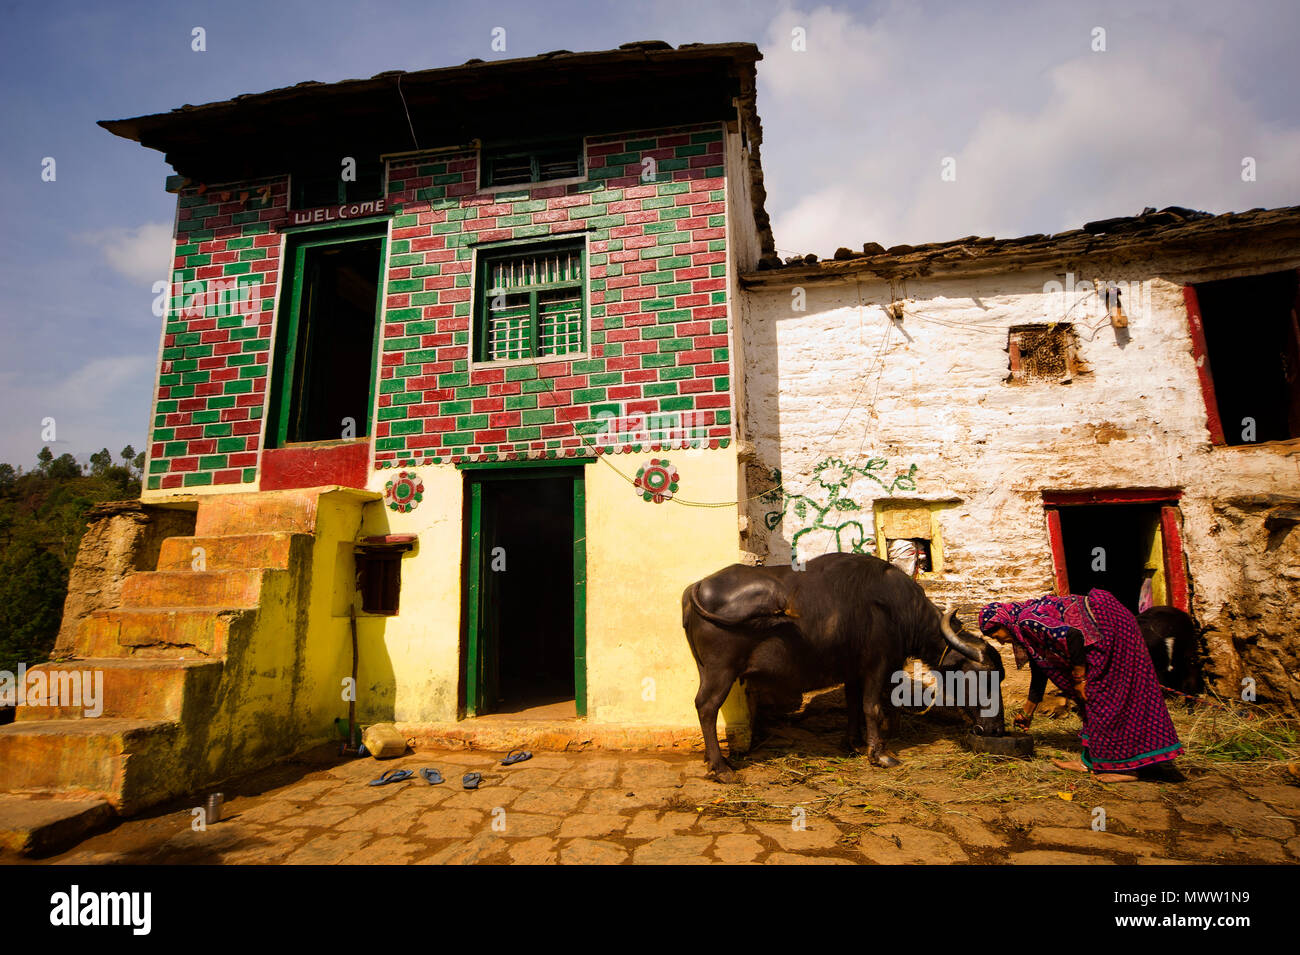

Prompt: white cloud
[
  {"left": 757, "top": 3, "right": 1300, "bottom": 256},
  {"left": 77, "top": 221, "right": 174, "bottom": 286},
  {"left": 0, "top": 354, "right": 155, "bottom": 467}
]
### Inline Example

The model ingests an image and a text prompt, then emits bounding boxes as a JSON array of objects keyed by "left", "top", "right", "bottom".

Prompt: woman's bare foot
[
  {"left": 1052, "top": 758, "right": 1089, "bottom": 772},
  {"left": 1096, "top": 772, "right": 1139, "bottom": 783}
]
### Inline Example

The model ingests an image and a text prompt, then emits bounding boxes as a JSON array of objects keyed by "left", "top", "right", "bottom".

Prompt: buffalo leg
[
  {"left": 842, "top": 674, "right": 865, "bottom": 751},
  {"left": 861, "top": 663, "right": 900, "bottom": 767},
  {"left": 685, "top": 617, "right": 749, "bottom": 782},
  {"left": 695, "top": 663, "right": 742, "bottom": 781},
  {"left": 878, "top": 687, "right": 900, "bottom": 739}
]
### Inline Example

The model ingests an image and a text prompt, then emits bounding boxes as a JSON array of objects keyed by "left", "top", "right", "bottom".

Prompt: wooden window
[
  {"left": 1008, "top": 324, "right": 1077, "bottom": 382},
  {"left": 1185, "top": 270, "right": 1300, "bottom": 446},
  {"left": 269, "top": 228, "right": 387, "bottom": 446},
  {"left": 482, "top": 140, "right": 583, "bottom": 188},
  {"left": 476, "top": 242, "right": 585, "bottom": 362},
  {"left": 355, "top": 537, "right": 414, "bottom": 615}
]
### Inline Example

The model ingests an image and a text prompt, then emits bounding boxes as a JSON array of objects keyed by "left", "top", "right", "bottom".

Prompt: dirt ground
[{"left": 10, "top": 687, "right": 1299, "bottom": 865}]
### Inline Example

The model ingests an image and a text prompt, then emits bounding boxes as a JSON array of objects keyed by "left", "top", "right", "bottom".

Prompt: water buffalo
[
  {"left": 682, "top": 552, "right": 1006, "bottom": 780},
  {"left": 1138, "top": 606, "right": 1203, "bottom": 698}
]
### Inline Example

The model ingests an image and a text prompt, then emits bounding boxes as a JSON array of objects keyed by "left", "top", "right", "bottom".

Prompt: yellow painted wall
[
  {"left": 584, "top": 447, "right": 746, "bottom": 729},
  {"left": 321, "top": 451, "right": 750, "bottom": 734},
  {"left": 350, "top": 465, "right": 465, "bottom": 724}
]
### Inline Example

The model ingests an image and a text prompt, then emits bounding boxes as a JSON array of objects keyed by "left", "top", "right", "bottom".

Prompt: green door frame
[
  {"left": 269, "top": 224, "right": 388, "bottom": 447},
  {"left": 463, "top": 465, "right": 587, "bottom": 717}
]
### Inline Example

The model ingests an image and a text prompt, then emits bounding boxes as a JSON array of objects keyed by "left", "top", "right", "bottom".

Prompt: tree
[
  {"left": 0, "top": 445, "right": 143, "bottom": 677},
  {"left": 89, "top": 448, "right": 113, "bottom": 475},
  {"left": 49, "top": 454, "right": 82, "bottom": 481},
  {"left": 0, "top": 536, "right": 66, "bottom": 674}
]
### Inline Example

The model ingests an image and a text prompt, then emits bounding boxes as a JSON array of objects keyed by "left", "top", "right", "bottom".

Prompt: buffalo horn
[{"left": 939, "top": 602, "right": 985, "bottom": 661}]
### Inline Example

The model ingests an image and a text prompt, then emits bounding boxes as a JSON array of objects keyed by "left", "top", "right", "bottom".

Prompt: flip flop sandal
[
  {"left": 462, "top": 772, "right": 482, "bottom": 790},
  {"left": 419, "top": 768, "right": 444, "bottom": 785},
  {"left": 368, "top": 768, "right": 414, "bottom": 787},
  {"left": 501, "top": 749, "right": 532, "bottom": 766}
]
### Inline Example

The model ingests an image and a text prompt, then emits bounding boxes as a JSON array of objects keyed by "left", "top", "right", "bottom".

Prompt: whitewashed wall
[{"left": 741, "top": 252, "right": 1300, "bottom": 707}]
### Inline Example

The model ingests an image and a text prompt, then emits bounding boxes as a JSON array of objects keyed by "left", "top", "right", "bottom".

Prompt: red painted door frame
[
  {"left": 1160, "top": 505, "right": 1190, "bottom": 611},
  {"left": 1045, "top": 508, "right": 1070, "bottom": 594},
  {"left": 1043, "top": 491, "right": 1190, "bottom": 612},
  {"left": 1183, "top": 285, "right": 1227, "bottom": 445}
]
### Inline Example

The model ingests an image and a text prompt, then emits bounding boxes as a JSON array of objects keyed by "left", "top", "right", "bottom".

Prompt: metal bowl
[{"left": 963, "top": 731, "right": 1034, "bottom": 757}]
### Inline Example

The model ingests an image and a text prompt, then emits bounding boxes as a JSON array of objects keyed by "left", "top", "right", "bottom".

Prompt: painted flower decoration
[
  {"left": 385, "top": 471, "right": 424, "bottom": 513},
  {"left": 813, "top": 458, "right": 851, "bottom": 492},
  {"left": 634, "top": 458, "right": 679, "bottom": 504}
]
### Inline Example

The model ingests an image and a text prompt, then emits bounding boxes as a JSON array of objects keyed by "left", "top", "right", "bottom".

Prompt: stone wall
[
  {"left": 53, "top": 502, "right": 196, "bottom": 658},
  {"left": 741, "top": 250, "right": 1300, "bottom": 708}
]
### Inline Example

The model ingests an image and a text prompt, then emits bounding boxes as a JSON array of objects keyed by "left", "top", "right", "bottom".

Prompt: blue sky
[{"left": 2, "top": 0, "right": 1298, "bottom": 467}]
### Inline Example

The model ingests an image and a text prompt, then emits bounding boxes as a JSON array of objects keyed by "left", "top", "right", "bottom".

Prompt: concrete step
[
  {"left": 120, "top": 568, "right": 276, "bottom": 609},
  {"left": 0, "top": 718, "right": 178, "bottom": 810},
  {"left": 156, "top": 532, "right": 307, "bottom": 572},
  {"left": 0, "top": 794, "right": 114, "bottom": 856},
  {"left": 13, "top": 658, "right": 223, "bottom": 722},
  {"left": 195, "top": 490, "right": 323, "bottom": 536},
  {"left": 78, "top": 606, "right": 253, "bottom": 659}
]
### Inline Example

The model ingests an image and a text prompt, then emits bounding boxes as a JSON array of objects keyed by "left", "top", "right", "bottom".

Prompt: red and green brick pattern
[
  {"left": 377, "top": 122, "right": 733, "bottom": 467},
  {"left": 147, "top": 179, "right": 286, "bottom": 490},
  {"left": 144, "top": 122, "right": 737, "bottom": 490}
]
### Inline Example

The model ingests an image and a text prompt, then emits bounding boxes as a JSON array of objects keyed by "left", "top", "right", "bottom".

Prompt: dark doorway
[
  {"left": 465, "top": 469, "right": 584, "bottom": 717},
  {"left": 1193, "top": 269, "right": 1300, "bottom": 445},
  {"left": 272, "top": 232, "right": 384, "bottom": 445},
  {"left": 1054, "top": 503, "right": 1164, "bottom": 614}
]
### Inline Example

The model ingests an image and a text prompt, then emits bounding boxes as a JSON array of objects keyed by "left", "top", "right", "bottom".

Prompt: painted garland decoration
[
  {"left": 634, "top": 458, "right": 679, "bottom": 504},
  {"left": 385, "top": 471, "right": 424, "bottom": 513}
]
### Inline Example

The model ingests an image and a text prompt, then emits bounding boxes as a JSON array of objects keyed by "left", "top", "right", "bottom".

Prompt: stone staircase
[{"left": 0, "top": 487, "right": 369, "bottom": 854}]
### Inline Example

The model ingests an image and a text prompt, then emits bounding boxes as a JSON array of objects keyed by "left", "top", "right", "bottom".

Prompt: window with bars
[
  {"left": 481, "top": 140, "right": 584, "bottom": 188},
  {"left": 1008, "top": 324, "right": 1077, "bottom": 382},
  {"left": 476, "top": 243, "right": 585, "bottom": 362}
]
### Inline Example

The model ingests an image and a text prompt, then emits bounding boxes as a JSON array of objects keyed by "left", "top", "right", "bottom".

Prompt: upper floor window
[
  {"left": 291, "top": 157, "right": 383, "bottom": 209},
  {"left": 481, "top": 139, "right": 584, "bottom": 188},
  {"left": 1188, "top": 269, "right": 1300, "bottom": 445},
  {"left": 476, "top": 242, "right": 585, "bottom": 363}
]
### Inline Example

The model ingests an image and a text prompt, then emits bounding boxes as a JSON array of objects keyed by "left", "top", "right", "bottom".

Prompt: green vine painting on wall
[{"left": 761, "top": 456, "right": 919, "bottom": 563}]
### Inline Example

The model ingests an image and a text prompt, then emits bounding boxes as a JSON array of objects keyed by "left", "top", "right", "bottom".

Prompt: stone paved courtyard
[{"left": 13, "top": 711, "right": 1299, "bottom": 865}]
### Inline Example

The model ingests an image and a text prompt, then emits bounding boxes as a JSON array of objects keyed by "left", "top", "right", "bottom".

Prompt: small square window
[
  {"left": 1008, "top": 324, "right": 1076, "bottom": 382},
  {"left": 355, "top": 539, "right": 412, "bottom": 615},
  {"left": 476, "top": 242, "right": 585, "bottom": 362},
  {"left": 481, "top": 140, "right": 583, "bottom": 188},
  {"left": 875, "top": 502, "right": 944, "bottom": 576}
]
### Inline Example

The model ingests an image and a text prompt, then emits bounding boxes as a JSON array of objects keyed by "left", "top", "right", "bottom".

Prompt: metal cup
[{"left": 205, "top": 792, "right": 224, "bottom": 824}]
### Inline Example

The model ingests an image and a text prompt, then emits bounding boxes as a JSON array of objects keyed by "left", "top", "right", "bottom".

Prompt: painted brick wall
[
  {"left": 376, "top": 122, "right": 734, "bottom": 468},
  {"left": 144, "top": 122, "right": 738, "bottom": 489},
  {"left": 147, "top": 179, "right": 288, "bottom": 490}
]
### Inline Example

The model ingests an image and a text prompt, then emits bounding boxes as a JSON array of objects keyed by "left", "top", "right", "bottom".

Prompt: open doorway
[
  {"left": 464, "top": 468, "right": 586, "bottom": 718},
  {"left": 1044, "top": 492, "right": 1190, "bottom": 614},
  {"left": 1188, "top": 269, "right": 1300, "bottom": 445},
  {"left": 270, "top": 229, "right": 385, "bottom": 446}
]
